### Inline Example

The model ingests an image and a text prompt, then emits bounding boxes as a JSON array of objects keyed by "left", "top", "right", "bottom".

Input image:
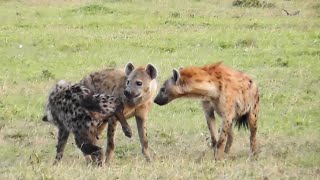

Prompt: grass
[
  {"left": 0, "top": 0, "right": 320, "bottom": 179},
  {"left": 232, "top": 0, "right": 276, "bottom": 8}
]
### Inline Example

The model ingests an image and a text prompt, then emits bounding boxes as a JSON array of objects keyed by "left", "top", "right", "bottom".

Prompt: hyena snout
[
  {"left": 42, "top": 115, "right": 48, "bottom": 122},
  {"left": 154, "top": 93, "right": 169, "bottom": 106},
  {"left": 124, "top": 89, "right": 140, "bottom": 99}
]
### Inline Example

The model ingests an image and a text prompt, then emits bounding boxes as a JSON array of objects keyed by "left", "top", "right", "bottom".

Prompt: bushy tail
[
  {"left": 80, "top": 95, "right": 103, "bottom": 113},
  {"left": 234, "top": 112, "right": 249, "bottom": 130}
]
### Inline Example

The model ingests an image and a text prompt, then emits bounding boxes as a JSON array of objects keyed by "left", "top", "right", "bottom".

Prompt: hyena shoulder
[{"left": 80, "top": 69, "right": 126, "bottom": 97}]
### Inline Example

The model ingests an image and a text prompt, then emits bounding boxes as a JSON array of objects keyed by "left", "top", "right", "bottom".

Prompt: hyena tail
[
  {"left": 234, "top": 112, "right": 249, "bottom": 130},
  {"left": 80, "top": 95, "right": 103, "bottom": 113}
]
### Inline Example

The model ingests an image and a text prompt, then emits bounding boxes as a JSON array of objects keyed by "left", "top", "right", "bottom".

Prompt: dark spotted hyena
[
  {"left": 43, "top": 80, "right": 132, "bottom": 165},
  {"left": 154, "top": 62, "right": 260, "bottom": 160},
  {"left": 80, "top": 62, "right": 158, "bottom": 163}
]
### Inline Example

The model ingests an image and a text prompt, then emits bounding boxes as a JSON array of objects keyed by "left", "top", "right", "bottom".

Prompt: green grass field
[{"left": 0, "top": 0, "right": 319, "bottom": 179}]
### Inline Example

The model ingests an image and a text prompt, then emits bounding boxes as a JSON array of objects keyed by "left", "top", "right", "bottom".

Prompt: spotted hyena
[
  {"left": 80, "top": 62, "right": 158, "bottom": 163},
  {"left": 43, "top": 80, "right": 132, "bottom": 166},
  {"left": 154, "top": 62, "right": 260, "bottom": 160}
]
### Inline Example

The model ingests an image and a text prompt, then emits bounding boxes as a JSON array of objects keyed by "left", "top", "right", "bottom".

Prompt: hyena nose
[{"left": 124, "top": 90, "right": 131, "bottom": 98}]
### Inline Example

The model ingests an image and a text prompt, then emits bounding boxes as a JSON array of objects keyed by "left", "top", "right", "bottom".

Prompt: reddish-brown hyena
[
  {"left": 154, "top": 62, "right": 260, "bottom": 160},
  {"left": 80, "top": 62, "right": 158, "bottom": 163}
]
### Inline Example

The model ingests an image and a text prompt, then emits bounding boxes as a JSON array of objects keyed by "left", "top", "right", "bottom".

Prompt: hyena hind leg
[
  {"left": 249, "top": 90, "right": 260, "bottom": 156},
  {"left": 249, "top": 111, "right": 258, "bottom": 155},
  {"left": 54, "top": 127, "right": 70, "bottom": 164}
]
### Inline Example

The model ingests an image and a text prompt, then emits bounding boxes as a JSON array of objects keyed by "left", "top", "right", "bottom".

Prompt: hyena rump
[
  {"left": 154, "top": 62, "right": 260, "bottom": 160},
  {"left": 43, "top": 80, "right": 132, "bottom": 165},
  {"left": 80, "top": 62, "right": 158, "bottom": 163}
]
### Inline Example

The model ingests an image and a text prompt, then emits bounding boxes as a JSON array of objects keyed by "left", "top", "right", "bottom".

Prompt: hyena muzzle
[
  {"left": 154, "top": 62, "right": 260, "bottom": 160},
  {"left": 43, "top": 80, "right": 132, "bottom": 166},
  {"left": 80, "top": 62, "right": 158, "bottom": 163}
]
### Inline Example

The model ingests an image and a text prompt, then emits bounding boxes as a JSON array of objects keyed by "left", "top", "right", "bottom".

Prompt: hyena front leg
[
  {"left": 224, "top": 125, "right": 234, "bottom": 153},
  {"left": 114, "top": 111, "right": 132, "bottom": 138},
  {"left": 54, "top": 126, "right": 70, "bottom": 164},
  {"left": 215, "top": 116, "right": 233, "bottom": 161},
  {"left": 202, "top": 101, "right": 218, "bottom": 148},
  {"left": 105, "top": 118, "right": 117, "bottom": 165},
  {"left": 135, "top": 106, "right": 152, "bottom": 162}
]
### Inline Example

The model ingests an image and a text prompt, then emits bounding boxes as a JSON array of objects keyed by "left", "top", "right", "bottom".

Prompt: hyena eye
[
  {"left": 136, "top": 81, "right": 142, "bottom": 86},
  {"left": 126, "top": 80, "right": 130, "bottom": 85},
  {"left": 160, "top": 87, "right": 165, "bottom": 93}
]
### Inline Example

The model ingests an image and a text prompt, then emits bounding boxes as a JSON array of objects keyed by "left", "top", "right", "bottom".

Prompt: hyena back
[
  {"left": 43, "top": 80, "right": 132, "bottom": 165},
  {"left": 154, "top": 62, "right": 260, "bottom": 160},
  {"left": 80, "top": 62, "right": 158, "bottom": 163}
]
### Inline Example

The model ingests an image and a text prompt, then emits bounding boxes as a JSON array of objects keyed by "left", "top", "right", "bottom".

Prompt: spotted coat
[{"left": 43, "top": 80, "right": 132, "bottom": 166}]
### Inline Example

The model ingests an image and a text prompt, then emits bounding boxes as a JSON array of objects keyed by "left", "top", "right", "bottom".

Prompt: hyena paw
[
  {"left": 214, "top": 149, "right": 224, "bottom": 161},
  {"left": 143, "top": 151, "right": 152, "bottom": 163},
  {"left": 122, "top": 127, "right": 132, "bottom": 138},
  {"left": 145, "top": 156, "right": 152, "bottom": 163}
]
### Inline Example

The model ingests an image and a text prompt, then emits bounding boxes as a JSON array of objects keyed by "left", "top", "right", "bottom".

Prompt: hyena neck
[
  {"left": 123, "top": 96, "right": 142, "bottom": 107},
  {"left": 122, "top": 90, "right": 154, "bottom": 107},
  {"left": 179, "top": 81, "right": 219, "bottom": 99}
]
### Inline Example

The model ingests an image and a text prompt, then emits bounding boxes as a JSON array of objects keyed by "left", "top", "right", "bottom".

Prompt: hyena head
[
  {"left": 52, "top": 80, "right": 70, "bottom": 93},
  {"left": 154, "top": 68, "right": 183, "bottom": 106},
  {"left": 123, "top": 62, "right": 158, "bottom": 100}
]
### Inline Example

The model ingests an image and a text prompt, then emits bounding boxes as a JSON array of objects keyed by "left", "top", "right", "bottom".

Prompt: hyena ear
[
  {"left": 172, "top": 68, "right": 180, "bottom": 84},
  {"left": 125, "top": 62, "right": 135, "bottom": 76},
  {"left": 145, "top": 64, "right": 158, "bottom": 80}
]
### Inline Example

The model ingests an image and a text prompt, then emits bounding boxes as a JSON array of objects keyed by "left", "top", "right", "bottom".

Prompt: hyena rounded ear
[
  {"left": 172, "top": 68, "right": 180, "bottom": 84},
  {"left": 146, "top": 64, "right": 158, "bottom": 80},
  {"left": 125, "top": 62, "right": 135, "bottom": 76}
]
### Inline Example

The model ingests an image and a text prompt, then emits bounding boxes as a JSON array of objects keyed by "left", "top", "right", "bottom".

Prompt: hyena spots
[{"left": 43, "top": 80, "right": 132, "bottom": 166}]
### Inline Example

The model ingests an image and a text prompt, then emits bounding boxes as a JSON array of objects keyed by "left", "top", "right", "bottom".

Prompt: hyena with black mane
[
  {"left": 80, "top": 62, "right": 158, "bottom": 163},
  {"left": 43, "top": 80, "right": 132, "bottom": 166},
  {"left": 154, "top": 62, "right": 260, "bottom": 160}
]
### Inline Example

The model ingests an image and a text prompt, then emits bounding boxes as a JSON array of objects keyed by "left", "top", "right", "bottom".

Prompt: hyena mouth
[{"left": 124, "top": 91, "right": 141, "bottom": 99}]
